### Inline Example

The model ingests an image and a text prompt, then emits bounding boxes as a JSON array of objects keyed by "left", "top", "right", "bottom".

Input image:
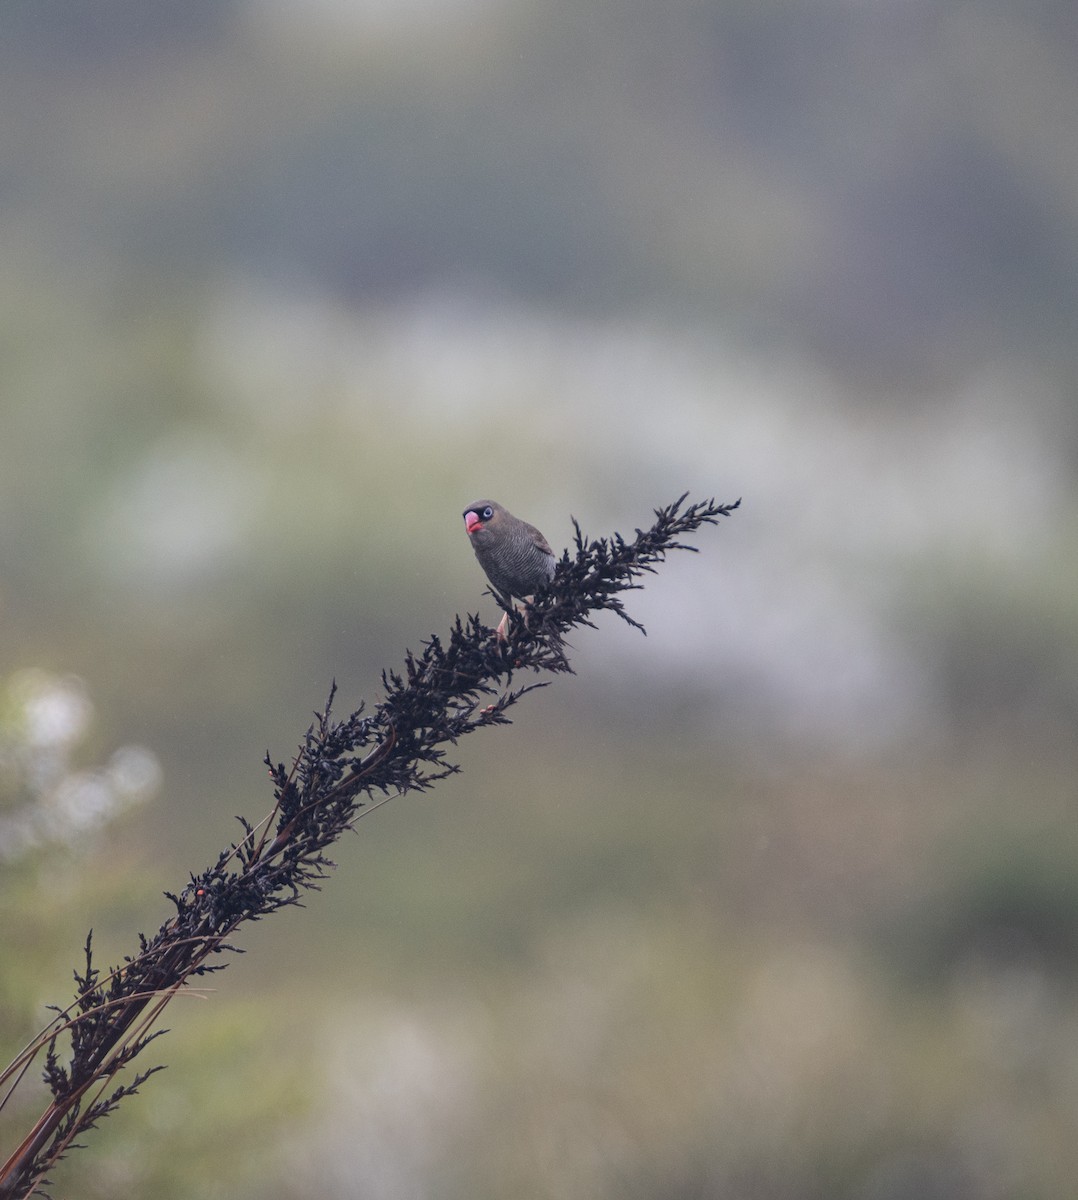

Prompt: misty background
[{"left": 2, "top": 2, "right": 1078, "bottom": 1197}]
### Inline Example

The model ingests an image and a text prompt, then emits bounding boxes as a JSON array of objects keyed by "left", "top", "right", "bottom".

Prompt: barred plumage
[{"left": 463, "top": 500, "right": 557, "bottom": 636}]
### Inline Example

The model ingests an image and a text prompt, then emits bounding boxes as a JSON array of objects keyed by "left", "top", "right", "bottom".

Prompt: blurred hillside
[{"left": 2, "top": 3, "right": 1078, "bottom": 1199}]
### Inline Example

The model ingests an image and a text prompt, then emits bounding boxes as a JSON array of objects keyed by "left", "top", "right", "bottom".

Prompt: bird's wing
[{"left": 524, "top": 521, "right": 555, "bottom": 558}]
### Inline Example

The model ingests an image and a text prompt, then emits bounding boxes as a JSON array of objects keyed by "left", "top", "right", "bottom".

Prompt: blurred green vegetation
[{"left": 2, "top": 2, "right": 1078, "bottom": 1197}]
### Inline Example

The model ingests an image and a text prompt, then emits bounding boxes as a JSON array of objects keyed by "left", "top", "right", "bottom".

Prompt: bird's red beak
[{"left": 464, "top": 511, "right": 482, "bottom": 535}]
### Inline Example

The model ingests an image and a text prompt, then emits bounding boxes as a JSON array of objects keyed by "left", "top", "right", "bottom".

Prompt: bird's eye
[{"left": 482, "top": 506, "right": 493, "bottom": 520}]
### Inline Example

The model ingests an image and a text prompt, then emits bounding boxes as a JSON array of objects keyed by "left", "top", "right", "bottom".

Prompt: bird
[{"left": 462, "top": 499, "right": 557, "bottom": 638}]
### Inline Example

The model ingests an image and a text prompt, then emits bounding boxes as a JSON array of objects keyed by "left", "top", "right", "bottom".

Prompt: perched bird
[{"left": 463, "top": 499, "right": 557, "bottom": 638}]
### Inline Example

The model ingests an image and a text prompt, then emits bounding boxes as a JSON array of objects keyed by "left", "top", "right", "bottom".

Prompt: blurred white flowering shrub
[{"left": 0, "top": 669, "right": 161, "bottom": 863}]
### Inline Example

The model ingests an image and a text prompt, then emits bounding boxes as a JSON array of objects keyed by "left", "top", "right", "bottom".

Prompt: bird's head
[{"left": 463, "top": 500, "right": 502, "bottom": 537}]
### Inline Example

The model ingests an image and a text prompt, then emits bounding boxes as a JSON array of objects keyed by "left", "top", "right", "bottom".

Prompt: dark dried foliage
[{"left": 0, "top": 493, "right": 738, "bottom": 1199}]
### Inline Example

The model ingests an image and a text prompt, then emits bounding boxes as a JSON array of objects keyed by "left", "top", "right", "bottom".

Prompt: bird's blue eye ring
[{"left": 482, "top": 506, "right": 493, "bottom": 520}]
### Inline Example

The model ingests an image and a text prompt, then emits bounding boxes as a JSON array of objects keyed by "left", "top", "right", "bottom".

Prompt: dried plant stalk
[{"left": 0, "top": 493, "right": 739, "bottom": 1200}]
